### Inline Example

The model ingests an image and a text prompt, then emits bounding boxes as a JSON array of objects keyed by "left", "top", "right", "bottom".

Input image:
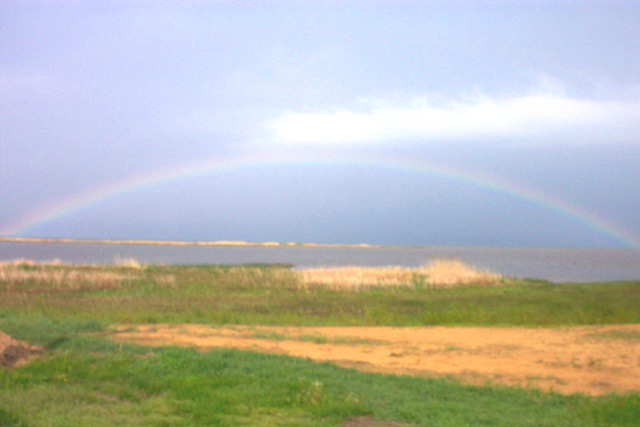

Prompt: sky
[{"left": 1, "top": 0, "right": 639, "bottom": 248}]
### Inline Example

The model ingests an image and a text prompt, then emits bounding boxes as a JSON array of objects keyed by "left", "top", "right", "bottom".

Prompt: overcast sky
[{"left": 1, "top": 0, "right": 639, "bottom": 247}]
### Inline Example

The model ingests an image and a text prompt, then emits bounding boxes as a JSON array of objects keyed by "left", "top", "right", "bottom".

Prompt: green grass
[
  {"left": 1, "top": 263, "right": 639, "bottom": 425},
  {"left": 1, "top": 263, "right": 639, "bottom": 326},
  {"left": 250, "top": 330, "right": 387, "bottom": 346},
  {"left": 1, "top": 317, "right": 639, "bottom": 426},
  {"left": 587, "top": 329, "right": 640, "bottom": 341}
]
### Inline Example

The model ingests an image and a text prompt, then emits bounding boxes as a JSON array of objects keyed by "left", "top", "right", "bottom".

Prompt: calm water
[{"left": 1, "top": 241, "right": 639, "bottom": 283}]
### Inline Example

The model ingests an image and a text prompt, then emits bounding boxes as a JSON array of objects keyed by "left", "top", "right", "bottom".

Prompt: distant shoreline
[{"left": 0, "top": 236, "right": 380, "bottom": 249}]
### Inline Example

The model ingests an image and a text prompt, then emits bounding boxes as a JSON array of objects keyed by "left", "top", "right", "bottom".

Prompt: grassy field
[
  {"left": 1, "top": 260, "right": 639, "bottom": 326},
  {"left": 1, "top": 261, "right": 639, "bottom": 426}
]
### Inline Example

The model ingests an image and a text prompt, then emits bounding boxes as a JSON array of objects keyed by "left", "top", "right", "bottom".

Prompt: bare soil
[
  {"left": 109, "top": 324, "right": 640, "bottom": 395},
  {"left": 0, "top": 331, "right": 41, "bottom": 368}
]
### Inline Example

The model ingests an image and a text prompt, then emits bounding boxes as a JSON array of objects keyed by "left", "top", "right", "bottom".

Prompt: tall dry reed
[
  {"left": 0, "top": 259, "right": 137, "bottom": 292},
  {"left": 416, "top": 258, "right": 501, "bottom": 288},
  {"left": 298, "top": 266, "right": 414, "bottom": 290},
  {"left": 298, "top": 259, "right": 501, "bottom": 290}
]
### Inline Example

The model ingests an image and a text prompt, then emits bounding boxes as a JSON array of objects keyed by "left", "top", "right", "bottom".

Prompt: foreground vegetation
[
  {"left": 1, "top": 261, "right": 639, "bottom": 425},
  {"left": 1, "top": 317, "right": 639, "bottom": 426}
]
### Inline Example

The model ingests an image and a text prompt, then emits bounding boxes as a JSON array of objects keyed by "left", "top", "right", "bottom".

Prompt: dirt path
[{"left": 109, "top": 324, "right": 640, "bottom": 395}]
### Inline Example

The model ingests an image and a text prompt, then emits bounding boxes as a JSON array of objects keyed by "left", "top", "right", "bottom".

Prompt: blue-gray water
[{"left": 1, "top": 241, "right": 638, "bottom": 283}]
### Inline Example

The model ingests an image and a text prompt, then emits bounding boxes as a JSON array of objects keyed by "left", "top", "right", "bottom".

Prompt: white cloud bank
[{"left": 266, "top": 92, "right": 640, "bottom": 145}]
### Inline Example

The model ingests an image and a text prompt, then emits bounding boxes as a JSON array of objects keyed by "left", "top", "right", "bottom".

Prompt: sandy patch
[
  {"left": 0, "top": 331, "right": 41, "bottom": 368},
  {"left": 108, "top": 324, "right": 640, "bottom": 395}
]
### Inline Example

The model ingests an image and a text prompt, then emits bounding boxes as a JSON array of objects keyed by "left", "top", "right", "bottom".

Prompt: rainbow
[{"left": 2, "top": 153, "right": 638, "bottom": 248}]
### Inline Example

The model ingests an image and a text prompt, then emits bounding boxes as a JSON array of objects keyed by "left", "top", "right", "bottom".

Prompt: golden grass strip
[
  {"left": 298, "top": 266, "right": 414, "bottom": 290},
  {"left": 416, "top": 258, "right": 502, "bottom": 287},
  {"left": 113, "top": 256, "right": 144, "bottom": 269},
  {"left": 298, "top": 259, "right": 501, "bottom": 290},
  {"left": 0, "top": 259, "right": 139, "bottom": 291}
]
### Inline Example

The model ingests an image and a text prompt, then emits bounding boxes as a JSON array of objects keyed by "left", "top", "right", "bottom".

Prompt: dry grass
[
  {"left": 113, "top": 256, "right": 144, "bottom": 269},
  {"left": 0, "top": 259, "right": 138, "bottom": 292},
  {"left": 0, "top": 259, "right": 180, "bottom": 292},
  {"left": 416, "top": 258, "right": 502, "bottom": 288},
  {"left": 298, "top": 259, "right": 501, "bottom": 290},
  {"left": 0, "top": 258, "right": 62, "bottom": 267},
  {"left": 299, "top": 266, "right": 414, "bottom": 290}
]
